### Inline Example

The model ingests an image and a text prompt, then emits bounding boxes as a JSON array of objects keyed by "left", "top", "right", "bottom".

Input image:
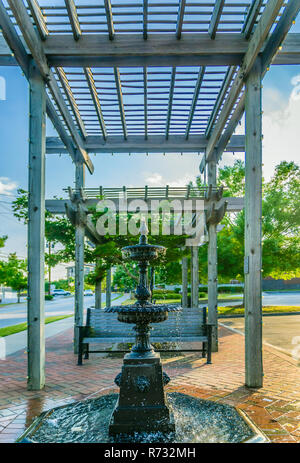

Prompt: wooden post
[
  {"left": 95, "top": 279, "right": 102, "bottom": 309},
  {"left": 191, "top": 246, "right": 199, "bottom": 308},
  {"left": 74, "top": 161, "right": 85, "bottom": 353},
  {"left": 181, "top": 256, "right": 188, "bottom": 308},
  {"left": 244, "top": 58, "right": 263, "bottom": 388},
  {"left": 106, "top": 267, "right": 112, "bottom": 308},
  {"left": 27, "top": 60, "right": 46, "bottom": 390},
  {"left": 207, "top": 160, "right": 218, "bottom": 352}
]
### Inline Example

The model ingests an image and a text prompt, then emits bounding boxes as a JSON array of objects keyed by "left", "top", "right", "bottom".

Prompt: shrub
[{"left": 45, "top": 294, "right": 53, "bottom": 301}]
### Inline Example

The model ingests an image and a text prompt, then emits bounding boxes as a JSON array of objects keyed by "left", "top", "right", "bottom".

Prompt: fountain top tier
[
  {"left": 121, "top": 217, "right": 165, "bottom": 263},
  {"left": 105, "top": 218, "right": 180, "bottom": 317}
]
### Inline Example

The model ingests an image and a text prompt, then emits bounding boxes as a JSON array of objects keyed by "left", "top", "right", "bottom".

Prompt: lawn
[
  {"left": 218, "top": 305, "right": 300, "bottom": 316},
  {"left": 0, "top": 314, "right": 73, "bottom": 337}
]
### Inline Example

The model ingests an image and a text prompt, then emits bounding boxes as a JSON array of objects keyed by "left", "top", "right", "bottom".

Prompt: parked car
[
  {"left": 84, "top": 289, "right": 94, "bottom": 296},
  {"left": 52, "top": 289, "right": 71, "bottom": 297}
]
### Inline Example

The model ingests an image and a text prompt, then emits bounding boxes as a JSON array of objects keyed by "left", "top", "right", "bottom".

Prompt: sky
[{"left": 1, "top": 30, "right": 300, "bottom": 279}]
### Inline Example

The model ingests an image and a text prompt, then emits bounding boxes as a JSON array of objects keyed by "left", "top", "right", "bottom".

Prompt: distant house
[
  {"left": 263, "top": 276, "right": 300, "bottom": 290},
  {"left": 66, "top": 264, "right": 95, "bottom": 279}
]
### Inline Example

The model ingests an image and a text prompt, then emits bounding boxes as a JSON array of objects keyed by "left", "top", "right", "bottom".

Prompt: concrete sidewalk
[
  {"left": 1, "top": 293, "right": 129, "bottom": 356},
  {"left": 1, "top": 316, "right": 74, "bottom": 357}
]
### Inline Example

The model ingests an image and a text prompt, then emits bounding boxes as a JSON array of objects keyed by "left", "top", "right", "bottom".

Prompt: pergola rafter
[
  {"left": 208, "top": 0, "right": 225, "bottom": 39},
  {"left": 64, "top": 0, "right": 81, "bottom": 41}
]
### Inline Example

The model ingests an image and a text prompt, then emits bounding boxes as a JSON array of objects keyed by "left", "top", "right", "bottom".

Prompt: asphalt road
[
  {"left": 0, "top": 294, "right": 125, "bottom": 328},
  {"left": 219, "top": 291, "right": 300, "bottom": 307},
  {"left": 0, "top": 291, "right": 299, "bottom": 329},
  {"left": 221, "top": 314, "right": 300, "bottom": 359}
]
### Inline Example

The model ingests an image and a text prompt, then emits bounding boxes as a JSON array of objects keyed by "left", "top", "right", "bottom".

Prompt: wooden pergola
[{"left": 0, "top": 0, "right": 299, "bottom": 391}]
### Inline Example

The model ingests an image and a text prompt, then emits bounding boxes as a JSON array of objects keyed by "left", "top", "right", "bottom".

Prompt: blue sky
[{"left": 1, "top": 56, "right": 300, "bottom": 277}]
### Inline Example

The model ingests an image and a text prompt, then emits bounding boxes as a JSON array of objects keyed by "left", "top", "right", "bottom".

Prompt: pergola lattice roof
[{"left": 0, "top": 0, "right": 298, "bottom": 173}]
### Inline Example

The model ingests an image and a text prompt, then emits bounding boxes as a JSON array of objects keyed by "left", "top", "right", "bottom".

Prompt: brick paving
[{"left": 0, "top": 325, "right": 299, "bottom": 443}]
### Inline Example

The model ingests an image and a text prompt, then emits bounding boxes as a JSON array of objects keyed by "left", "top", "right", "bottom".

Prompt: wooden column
[
  {"left": 207, "top": 160, "right": 218, "bottom": 352},
  {"left": 95, "top": 280, "right": 102, "bottom": 309},
  {"left": 191, "top": 246, "right": 199, "bottom": 308},
  {"left": 74, "top": 162, "right": 85, "bottom": 353},
  {"left": 244, "top": 58, "right": 263, "bottom": 388},
  {"left": 106, "top": 267, "right": 112, "bottom": 308},
  {"left": 181, "top": 256, "right": 188, "bottom": 308},
  {"left": 27, "top": 60, "right": 46, "bottom": 390}
]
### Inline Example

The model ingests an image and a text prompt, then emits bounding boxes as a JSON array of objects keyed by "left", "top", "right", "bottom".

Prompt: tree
[
  {"left": 3, "top": 253, "right": 27, "bottom": 303},
  {"left": 0, "top": 235, "right": 8, "bottom": 289},
  {"left": 195, "top": 160, "right": 300, "bottom": 282}
]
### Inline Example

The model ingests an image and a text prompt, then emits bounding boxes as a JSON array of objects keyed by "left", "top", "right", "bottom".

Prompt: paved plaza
[{"left": 0, "top": 325, "right": 299, "bottom": 443}]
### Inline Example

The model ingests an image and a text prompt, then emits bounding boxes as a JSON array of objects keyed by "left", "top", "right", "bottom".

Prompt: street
[{"left": 0, "top": 293, "right": 126, "bottom": 328}]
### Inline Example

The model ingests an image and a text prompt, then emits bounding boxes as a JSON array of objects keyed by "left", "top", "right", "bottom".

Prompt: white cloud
[
  {"left": 262, "top": 74, "right": 300, "bottom": 179},
  {"left": 145, "top": 172, "right": 163, "bottom": 185},
  {"left": 144, "top": 171, "right": 194, "bottom": 187},
  {"left": 0, "top": 177, "right": 18, "bottom": 195}
]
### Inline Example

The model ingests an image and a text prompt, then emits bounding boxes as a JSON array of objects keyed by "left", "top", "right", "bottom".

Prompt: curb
[{"left": 218, "top": 311, "right": 300, "bottom": 319}]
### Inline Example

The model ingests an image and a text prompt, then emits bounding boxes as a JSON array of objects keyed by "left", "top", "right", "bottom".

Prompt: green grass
[
  {"left": 121, "top": 293, "right": 242, "bottom": 306},
  {"left": 264, "top": 289, "right": 300, "bottom": 293},
  {"left": 0, "top": 314, "right": 73, "bottom": 337},
  {"left": 218, "top": 305, "right": 300, "bottom": 316}
]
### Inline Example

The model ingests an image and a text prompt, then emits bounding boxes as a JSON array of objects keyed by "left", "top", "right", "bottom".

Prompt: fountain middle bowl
[{"left": 105, "top": 302, "right": 181, "bottom": 324}]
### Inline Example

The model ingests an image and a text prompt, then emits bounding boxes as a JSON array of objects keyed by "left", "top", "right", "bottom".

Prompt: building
[{"left": 66, "top": 264, "right": 95, "bottom": 279}]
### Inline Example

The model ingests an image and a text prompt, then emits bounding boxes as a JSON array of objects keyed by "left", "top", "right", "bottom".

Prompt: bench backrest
[{"left": 87, "top": 306, "right": 207, "bottom": 338}]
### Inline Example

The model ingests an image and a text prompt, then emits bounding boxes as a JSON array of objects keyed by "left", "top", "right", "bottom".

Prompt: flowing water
[{"left": 22, "top": 392, "right": 254, "bottom": 443}]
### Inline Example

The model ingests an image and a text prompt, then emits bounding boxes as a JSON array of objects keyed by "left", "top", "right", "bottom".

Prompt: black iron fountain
[
  {"left": 17, "top": 220, "right": 268, "bottom": 443},
  {"left": 105, "top": 219, "right": 180, "bottom": 436}
]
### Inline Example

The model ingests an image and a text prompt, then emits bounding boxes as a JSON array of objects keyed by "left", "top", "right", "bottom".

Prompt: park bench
[{"left": 77, "top": 306, "right": 213, "bottom": 366}]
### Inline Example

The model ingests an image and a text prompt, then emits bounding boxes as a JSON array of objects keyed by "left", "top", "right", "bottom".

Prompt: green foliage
[
  {"left": 113, "top": 263, "right": 138, "bottom": 290},
  {"left": 0, "top": 253, "right": 27, "bottom": 302},
  {"left": 196, "top": 160, "right": 300, "bottom": 281},
  {"left": 45, "top": 294, "right": 54, "bottom": 301}
]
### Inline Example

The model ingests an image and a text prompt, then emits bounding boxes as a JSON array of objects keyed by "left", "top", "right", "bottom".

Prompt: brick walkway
[{"left": 0, "top": 326, "right": 299, "bottom": 443}]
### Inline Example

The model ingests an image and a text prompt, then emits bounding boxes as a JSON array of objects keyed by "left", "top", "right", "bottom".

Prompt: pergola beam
[
  {"left": 7, "top": 0, "right": 94, "bottom": 174},
  {"left": 242, "top": 0, "right": 263, "bottom": 39},
  {"left": 46, "top": 197, "right": 244, "bottom": 215},
  {"left": 205, "top": 0, "right": 285, "bottom": 163},
  {"left": 46, "top": 134, "right": 245, "bottom": 154},
  {"left": 1, "top": 33, "right": 300, "bottom": 67}
]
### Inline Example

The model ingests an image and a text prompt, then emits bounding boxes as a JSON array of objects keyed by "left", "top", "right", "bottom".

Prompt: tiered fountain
[
  {"left": 105, "top": 219, "right": 180, "bottom": 435},
  {"left": 17, "top": 220, "right": 267, "bottom": 443}
]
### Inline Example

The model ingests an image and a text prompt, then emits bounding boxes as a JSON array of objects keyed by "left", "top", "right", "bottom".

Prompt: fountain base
[{"left": 109, "top": 353, "right": 175, "bottom": 435}]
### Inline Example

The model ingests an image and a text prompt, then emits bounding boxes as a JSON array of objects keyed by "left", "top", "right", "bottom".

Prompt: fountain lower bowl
[{"left": 17, "top": 392, "right": 267, "bottom": 443}]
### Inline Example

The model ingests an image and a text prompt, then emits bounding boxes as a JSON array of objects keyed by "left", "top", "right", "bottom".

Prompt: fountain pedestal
[{"left": 109, "top": 353, "right": 175, "bottom": 435}]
